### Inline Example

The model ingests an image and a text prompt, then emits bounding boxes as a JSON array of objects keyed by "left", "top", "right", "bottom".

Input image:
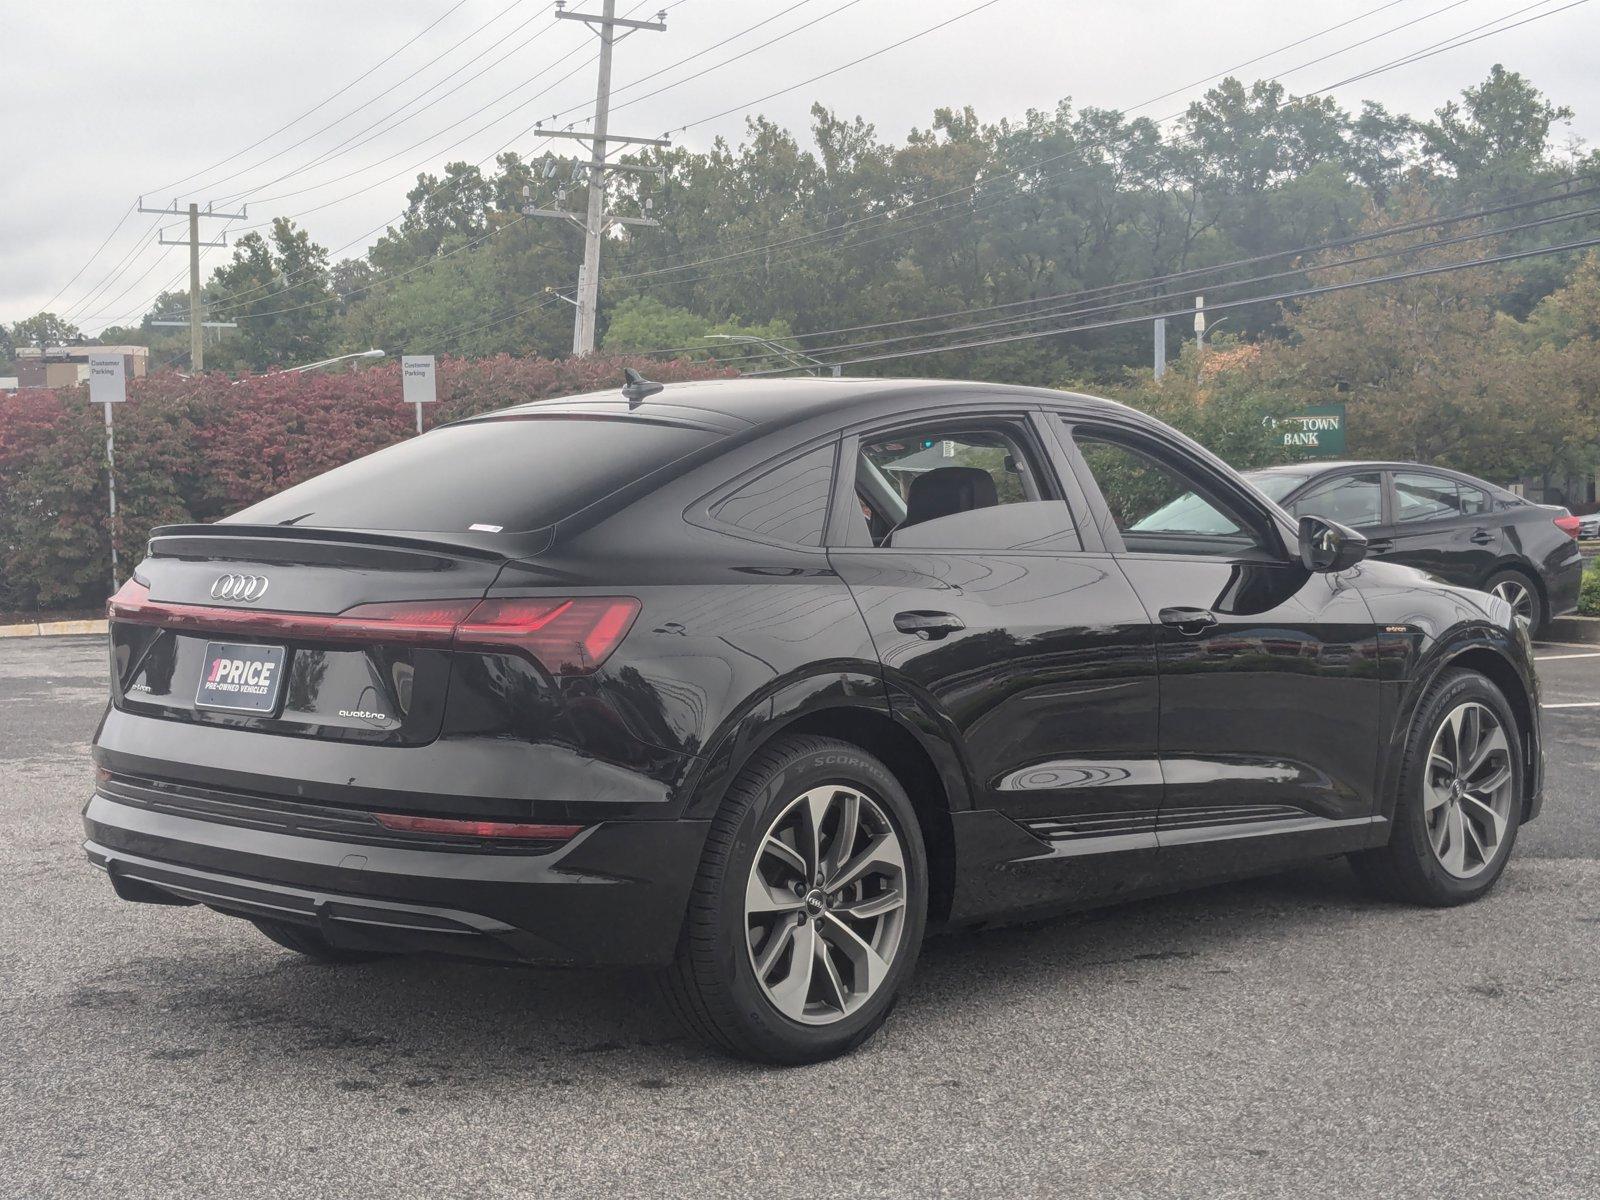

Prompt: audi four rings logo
[{"left": 210, "top": 574, "right": 269, "bottom": 602}]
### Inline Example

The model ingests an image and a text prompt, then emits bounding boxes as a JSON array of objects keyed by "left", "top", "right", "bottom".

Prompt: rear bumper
[
  {"left": 1544, "top": 549, "right": 1584, "bottom": 619},
  {"left": 83, "top": 793, "right": 709, "bottom": 966}
]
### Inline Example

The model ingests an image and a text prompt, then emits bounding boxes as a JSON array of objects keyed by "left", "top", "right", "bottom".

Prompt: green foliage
[
  {"left": 204, "top": 218, "right": 339, "bottom": 372},
  {"left": 9, "top": 311, "right": 82, "bottom": 350},
  {"left": 600, "top": 296, "right": 796, "bottom": 365},
  {"left": 1580, "top": 557, "right": 1600, "bottom": 617},
  {"left": 1099, "top": 338, "right": 1302, "bottom": 470},
  {"left": 0, "top": 355, "right": 731, "bottom": 610}
]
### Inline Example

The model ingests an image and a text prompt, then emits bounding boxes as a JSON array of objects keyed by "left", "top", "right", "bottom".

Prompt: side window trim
[
  {"left": 1031, "top": 408, "right": 1112, "bottom": 554},
  {"left": 1060, "top": 418, "right": 1291, "bottom": 561}
]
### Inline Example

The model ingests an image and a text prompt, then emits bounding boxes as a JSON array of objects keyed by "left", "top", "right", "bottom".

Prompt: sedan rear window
[{"left": 227, "top": 417, "right": 718, "bottom": 534}]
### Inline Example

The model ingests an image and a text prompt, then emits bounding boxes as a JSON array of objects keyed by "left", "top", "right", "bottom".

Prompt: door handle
[
  {"left": 1469, "top": 528, "right": 1496, "bottom": 545},
  {"left": 1158, "top": 606, "right": 1218, "bottom": 635},
  {"left": 1365, "top": 538, "right": 1394, "bottom": 553},
  {"left": 894, "top": 610, "right": 966, "bottom": 640}
]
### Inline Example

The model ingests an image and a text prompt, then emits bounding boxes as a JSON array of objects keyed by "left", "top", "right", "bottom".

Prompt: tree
[
  {"left": 206, "top": 218, "right": 338, "bottom": 371},
  {"left": 1421, "top": 64, "right": 1573, "bottom": 196},
  {"left": 9, "top": 312, "right": 83, "bottom": 350},
  {"left": 600, "top": 296, "right": 796, "bottom": 366},
  {"left": 1269, "top": 193, "right": 1589, "bottom": 481}
]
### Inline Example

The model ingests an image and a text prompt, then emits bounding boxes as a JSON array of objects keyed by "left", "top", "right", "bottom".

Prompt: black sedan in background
[{"left": 1240, "top": 462, "right": 1583, "bottom": 634}]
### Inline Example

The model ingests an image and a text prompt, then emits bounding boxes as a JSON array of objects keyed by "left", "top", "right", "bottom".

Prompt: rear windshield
[{"left": 226, "top": 416, "right": 718, "bottom": 534}]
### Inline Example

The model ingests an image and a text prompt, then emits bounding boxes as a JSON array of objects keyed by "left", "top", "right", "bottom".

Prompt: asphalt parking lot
[{"left": 1, "top": 637, "right": 1595, "bottom": 1199}]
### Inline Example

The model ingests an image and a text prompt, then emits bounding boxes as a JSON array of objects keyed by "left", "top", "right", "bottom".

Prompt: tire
[
  {"left": 659, "top": 734, "right": 929, "bottom": 1064},
  {"left": 1350, "top": 668, "right": 1523, "bottom": 906},
  {"left": 251, "top": 918, "right": 393, "bottom": 964},
  {"left": 1484, "top": 568, "right": 1545, "bottom": 637}
]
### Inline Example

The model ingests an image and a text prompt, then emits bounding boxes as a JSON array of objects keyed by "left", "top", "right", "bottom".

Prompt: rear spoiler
[{"left": 147, "top": 523, "right": 549, "bottom": 569}]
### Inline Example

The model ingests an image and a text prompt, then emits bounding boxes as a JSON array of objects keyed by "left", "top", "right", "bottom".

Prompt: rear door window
[
  {"left": 1394, "top": 472, "right": 1465, "bottom": 523},
  {"left": 228, "top": 417, "right": 719, "bottom": 534}
]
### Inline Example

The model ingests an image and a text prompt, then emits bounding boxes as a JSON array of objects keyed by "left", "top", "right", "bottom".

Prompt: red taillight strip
[
  {"left": 107, "top": 580, "right": 642, "bottom": 674},
  {"left": 1554, "top": 514, "right": 1581, "bottom": 539},
  {"left": 108, "top": 580, "right": 473, "bottom": 647},
  {"left": 371, "top": 812, "right": 584, "bottom": 841}
]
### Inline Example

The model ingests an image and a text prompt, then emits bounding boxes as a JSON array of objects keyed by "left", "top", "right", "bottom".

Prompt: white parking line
[
  {"left": 1534, "top": 652, "right": 1600, "bottom": 662},
  {"left": 1541, "top": 701, "right": 1600, "bottom": 709}
]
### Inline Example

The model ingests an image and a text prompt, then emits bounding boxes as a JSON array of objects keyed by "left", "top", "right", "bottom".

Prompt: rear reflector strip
[
  {"left": 108, "top": 580, "right": 641, "bottom": 675},
  {"left": 371, "top": 813, "right": 584, "bottom": 841}
]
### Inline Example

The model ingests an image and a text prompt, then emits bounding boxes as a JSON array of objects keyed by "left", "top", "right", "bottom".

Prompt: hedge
[{"left": 0, "top": 355, "right": 732, "bottom": 610}]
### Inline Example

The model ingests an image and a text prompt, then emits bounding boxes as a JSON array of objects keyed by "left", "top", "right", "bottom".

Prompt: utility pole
[
  {"left": 138, "top": 197, "right": 247, "bottom": 372},
  {"left": 1193, "top": 294, "right": 1207, "bottom": 360},
  {"left": 525, "top": 2, "right": 668, "bottom": 356},
  {"left": 1153, "top": 317, "right": 1167, "bottom": 380}
]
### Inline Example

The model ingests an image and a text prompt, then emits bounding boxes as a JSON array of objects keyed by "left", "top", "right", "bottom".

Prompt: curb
[
  {"left": 1547, "top": 614, "right": 1600, "bottom": 645},
  {"left": 0, "top": 619, "right": 108, "bottom": 640}
]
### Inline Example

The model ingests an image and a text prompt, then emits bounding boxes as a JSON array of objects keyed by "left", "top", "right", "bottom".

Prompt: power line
[
  {"left": 34, "top": 203, "right": 136, "bottom": 316},
  {"left": 648, "top": 175, "right": 1600, "bottom": 360},
  {"left": 539, "top": 0, "right": 837, "bottom": 126},
  {"left": 205, "top": 0, "right": 553, "bottom": 205},
  {"left": 778, "top": 200, "right": 1600, "bottom": 364},
  {"left": 600, "top": 0, "right": 1486, "bottom": 292},
  {"left": 668, "top": 0, "right": 1009, "bottom": 134},
  {"left": 146, "top": 0, "right": 474, "bottom": 198},
  {"left": 1318, "top": 0, "right": 1589, "bottom": 93},
  {"left": 811, "top": 232, "right": 1600, "bottom": 369},
  {"left": 580, "top": 0, "right": 1588, "bottom": 326},
  {"left": 43, "top": 0, "right": 475, "bottom": 324},
  {"left": 524, "top": 0, "right": 671, "bottom": 355},
  {"left": 340, "top": 0, "right": 1486, "bottom": 351}
]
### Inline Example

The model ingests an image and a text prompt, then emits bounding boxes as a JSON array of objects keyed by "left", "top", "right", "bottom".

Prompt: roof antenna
[{"left": 621, "top": 367, "right": 663, "bottom": 408}]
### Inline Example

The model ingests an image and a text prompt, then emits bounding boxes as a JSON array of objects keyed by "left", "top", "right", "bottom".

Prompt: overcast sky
[{"left": 5, "top": 0, "right": 1598, "bottom": 333}]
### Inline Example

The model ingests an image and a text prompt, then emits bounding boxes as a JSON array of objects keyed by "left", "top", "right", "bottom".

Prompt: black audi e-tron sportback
[
  {"left": 86, "top": 377, "right": 1543, "bottom": 1063},
  {"left": 1239, "top": 461, "right": 1583, "bottom": 636}
]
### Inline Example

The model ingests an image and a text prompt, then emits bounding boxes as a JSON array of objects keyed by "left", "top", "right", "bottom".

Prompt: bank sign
[{"left": 1266, "top": 404, "right": 1346, "bottom": 457}]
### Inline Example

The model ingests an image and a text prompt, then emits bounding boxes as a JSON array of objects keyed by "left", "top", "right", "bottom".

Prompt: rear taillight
[
  {"left": 109, "top": 580, "right": 639, "bottom": 676},
  {"left": 371, "top": 812, "right": 584, "bottom": 842},
  {"left": 456, "top": 597, "right": 640, "bottom": 675},
  {"left": 1555, "top": 514, "right": 1581, "bottom": 539}
]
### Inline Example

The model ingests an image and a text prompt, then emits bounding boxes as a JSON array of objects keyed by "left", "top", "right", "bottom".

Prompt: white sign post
[
  {"left": 88, "top": 355, "right": 127, "bottom": 588},
  {"left": 402, "top": 355, "right": 437, "bottom": 433}
]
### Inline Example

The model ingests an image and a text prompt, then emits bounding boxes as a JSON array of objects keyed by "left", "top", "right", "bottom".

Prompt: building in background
[{"left": 15, "top": 345, "right": 148, "bottom": 389}]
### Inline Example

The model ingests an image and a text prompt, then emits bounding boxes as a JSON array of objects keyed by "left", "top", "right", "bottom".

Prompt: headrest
[{"left": 904, "top": 466, "right": 998, "bottom": 527}]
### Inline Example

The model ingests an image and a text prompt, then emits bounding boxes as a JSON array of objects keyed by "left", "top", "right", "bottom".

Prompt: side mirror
[{"left": 1299, "top": 514, "right": 1368, "bottom": 573}]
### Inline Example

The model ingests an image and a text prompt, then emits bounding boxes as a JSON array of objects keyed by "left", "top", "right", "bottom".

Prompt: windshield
[
  {"left": 1241, "top": 470, "right": 1314, "bottom": 504},
  {"left": 1129, "top": 490, "right": 1242, "bottom": 535}
]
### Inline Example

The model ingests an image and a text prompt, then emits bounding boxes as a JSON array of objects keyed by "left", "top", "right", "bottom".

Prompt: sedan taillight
[{"left": 1554, "top": 514, "right": 1581, "bottom": 539}]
